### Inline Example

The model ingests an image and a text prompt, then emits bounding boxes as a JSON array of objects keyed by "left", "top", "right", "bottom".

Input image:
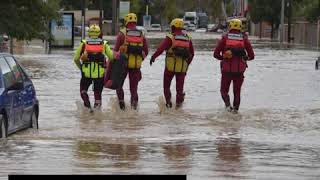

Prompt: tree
[
  {"left": 113, "top": 0, "right": 231, "bottom": 26},
  {"left": 249, "top": 0, "right": 281, "bottom": 39},
  {"left": 0, "top": 0, "right": 60, "bottom": 41},
  {"left": 149, "top": 0, "right": 178, "bottom": 26},
  {"left": 303, "top": 0, "right": 320, "bottom": 22},
  {"left": 130, "top": 0, "right": 143, "bottom": 13}
]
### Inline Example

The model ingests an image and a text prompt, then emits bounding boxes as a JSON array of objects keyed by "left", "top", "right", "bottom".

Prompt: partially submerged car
[{"left": 0, "top": 53, "right": 39, "bottom": 138}]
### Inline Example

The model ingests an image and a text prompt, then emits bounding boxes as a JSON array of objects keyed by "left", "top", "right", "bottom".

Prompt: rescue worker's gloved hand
[
  {"left": 150, "top": 57, "right": 155, "bottom": 66},
  {"left": 223, "top": 50, "right": 232, "bottom": 59}
]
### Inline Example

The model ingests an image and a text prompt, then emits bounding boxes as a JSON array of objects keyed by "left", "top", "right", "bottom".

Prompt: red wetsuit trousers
[
  {"left": 116, "top": 69, "right": 142, "bottom": 105},
  {"left": 163, "top": 69, "right": 186, "bottom": 105},
  {"left": 220, "top": 72, "right": 244, "bottom": 110}
]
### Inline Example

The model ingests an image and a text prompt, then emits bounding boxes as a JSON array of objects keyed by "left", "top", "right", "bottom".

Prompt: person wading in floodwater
[
  {"left": 213, "top": 18, "right": 255, "bottom": 114},
  {"left": 150, "top": 18, "right": 194, "bottom": 109}
]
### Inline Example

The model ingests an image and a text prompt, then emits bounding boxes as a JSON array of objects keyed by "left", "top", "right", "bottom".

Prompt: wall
[
  {"left": 284, "top": 21, "right": 320, "bottom": 47},
  {"left": 251, "top": 20, "right": 320, "bottom": 48}
]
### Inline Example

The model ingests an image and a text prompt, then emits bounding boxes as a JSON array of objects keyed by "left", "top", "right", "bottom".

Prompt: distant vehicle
[
  {"left": 197, "top": 12, "right": 209, "bottom": 28},
  {"left": 136, "top": 26, "right": 147, "bottom": 34},
  {"left": 74, "top": 26, "right": 89, "bottom": 37},
  {"left": 183, "top": 21, "right": 196, "bottom": 31},
  {"left": 207, "top": 24, "right": 216, "bottom": 30},
  {"left": 188, "top": 24, "right": 196, "bottom": 31},
  {"left": 183, "top": 12, "right": 198, "bottom": 28},
  {"left": 183, "top": 11, "right": 209, "bottom": 29},
  {"left": 217, "top": 29, "right": 224, "bottom": 33},
  {"left": 195, "top": 28, "right": 207, "bottom": 33},
  {"left": 149, "top": 24, "right": 161, "bottom": 31},
  {"left": 208, "top": 23, "right": 227, "bottom": 33},
  {"left": 0, "top": 53, "right": 39, "bottom": 138},
  {"left": 183, "top": 21, "right": 191, "bottom": 31},
  {"left": 74, "top": 26, "right": 82, "bottom": 36}
]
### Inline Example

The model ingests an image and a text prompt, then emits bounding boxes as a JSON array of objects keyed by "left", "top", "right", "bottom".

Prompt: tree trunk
[
  {"left": 221, "top": 0, "right": 227, "bottom": 22},
  {"left": 271, "top": 23, "right": 274, "bottom": 40},
  {"left": 259, "top": 22, "right": 262, "bottom": 39}
]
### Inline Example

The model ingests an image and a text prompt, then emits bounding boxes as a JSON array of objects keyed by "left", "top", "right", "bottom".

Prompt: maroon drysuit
[
  {"left": 151, "top": 27, "right": 194, "bottom": 106},
  {"left": 114, "top": 23, "right": 149, "bottom": 107},
  {"left": 213, "top": 30, "right": 254, "bottom": 110}
]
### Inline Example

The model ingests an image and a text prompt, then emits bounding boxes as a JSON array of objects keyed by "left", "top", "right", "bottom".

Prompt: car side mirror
[{"left": 7, "top": 82, "right": 24, "bottom": 91}]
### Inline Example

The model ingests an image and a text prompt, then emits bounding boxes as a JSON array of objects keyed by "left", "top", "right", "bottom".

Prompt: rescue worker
[
  {"left": 213, "top": 18, "right": 254, "bottom": 113},
  {"left": 114, "top": 13, "right": 149, "bottom": 110},
  {"left": 74, "top": 24, "right": 114, "bottom": 110},
  {"left": 150, "top": 18, "right": 194, "bottom": 109}
]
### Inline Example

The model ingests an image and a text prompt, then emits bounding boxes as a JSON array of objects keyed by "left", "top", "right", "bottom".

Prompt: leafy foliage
[
  {"left": 0, "top": 0, "right": 60, "bottom": 41},
  {"left": 303, "top": 0, "right": 320, "bottom": 22}
]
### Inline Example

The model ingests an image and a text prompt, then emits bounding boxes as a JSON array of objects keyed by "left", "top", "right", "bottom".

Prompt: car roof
[
  {"left": 0, "top": 53, "right": 11, "bottom": 56},
  {"left": 0, "top": 53, "right": 13, "bottom": 59}
]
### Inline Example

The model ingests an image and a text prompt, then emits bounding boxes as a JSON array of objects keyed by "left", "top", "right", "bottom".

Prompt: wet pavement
[{"left": 0, "top": 33, "right": 320, "bottom": 179}]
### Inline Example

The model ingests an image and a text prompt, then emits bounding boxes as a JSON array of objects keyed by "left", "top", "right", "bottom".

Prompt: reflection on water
[
  {"left": 74, "top": 140, "right": 140, "bottom": 169},
  {"left": 217, "top": 137, "right": 242, "bottom": 162},
  {"left": 162, "top": 141, "right": 192, "bottom": 170},
  {"left": 212, "top": 114, "right": 248, "bottom": 179}
]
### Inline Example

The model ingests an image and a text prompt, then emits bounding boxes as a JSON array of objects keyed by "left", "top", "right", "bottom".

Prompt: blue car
[{"left": 0, "top": 53, "right": 39, "bottom": 138}]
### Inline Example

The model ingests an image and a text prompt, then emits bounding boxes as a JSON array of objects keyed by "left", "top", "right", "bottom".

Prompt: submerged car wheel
[
  {"left": 30, "top": 109, "right": 39, "bottom": 129},
  {"left": 0, "top": 115, "right": 8, "bottom": 138}
]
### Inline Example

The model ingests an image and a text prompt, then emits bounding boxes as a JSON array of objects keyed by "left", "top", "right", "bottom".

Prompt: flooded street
[{"left": 0, "top": 36, "right": 320, "bottom": 179}]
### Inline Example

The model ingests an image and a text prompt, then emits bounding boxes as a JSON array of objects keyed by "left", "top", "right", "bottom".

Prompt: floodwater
[{"left": 1, "top": 34, "right": 320, "bottom": 179}]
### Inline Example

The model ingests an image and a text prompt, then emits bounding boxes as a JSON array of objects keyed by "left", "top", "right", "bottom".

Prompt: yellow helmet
[
  {"left": 228, "top": 18, "right": 242, "bottom": 31},
  {"left": 124, "top": 13, "right": 137, "bottom": 25},
  {"left": 88, "top": 24, "right": 101, "bottom": 38},
  {"left": 170, "top": 18, "right": 184, "bottom": 29}
]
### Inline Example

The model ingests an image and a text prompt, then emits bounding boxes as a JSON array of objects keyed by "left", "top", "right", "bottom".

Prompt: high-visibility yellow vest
[
  {"left": 81, "top": 38, "right": 106, "bottom": 78},
  {"left": 165, "top": 33, "right": 191, "bottom": 73},
  {"left": 119, "top": 28, "right": 144, "bottom": 69}
]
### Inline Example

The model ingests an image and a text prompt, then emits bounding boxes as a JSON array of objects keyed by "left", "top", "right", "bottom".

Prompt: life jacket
[
  {"left": 225, "top": 33, "right": 246, "bottom": 57},
  {"left": 120, "top": 28, "right": 144, "bottom": 69},
  {"left": 165, "top": 33, "right": 191, "bottom": 73},
  {"left": 81, "top": 38, "right": 106, "bottom": 79},
  {"left": 221, "top": 33, "right": 248, "bottom": 73}
]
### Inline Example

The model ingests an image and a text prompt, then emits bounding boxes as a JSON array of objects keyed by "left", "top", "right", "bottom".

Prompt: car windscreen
[{"left": 184, "top": 17, "right": 195, "bottom": 21}]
